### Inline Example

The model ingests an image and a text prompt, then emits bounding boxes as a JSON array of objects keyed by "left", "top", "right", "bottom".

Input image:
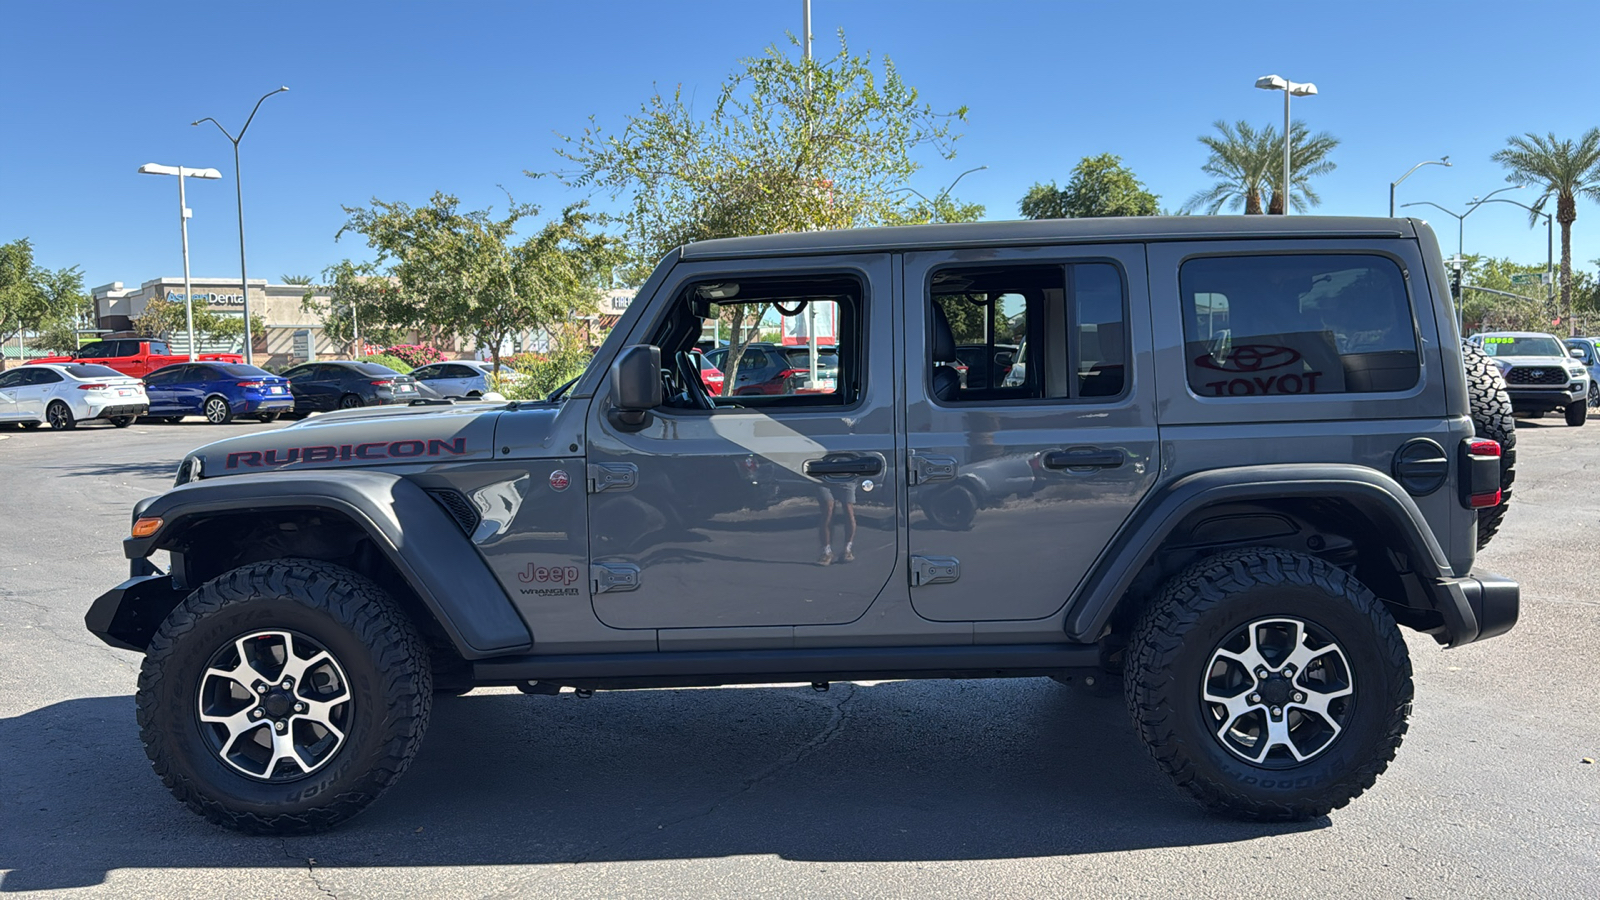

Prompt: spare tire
[{"left": 1462, "top": 340, "right": 1515, "bottom": 549}]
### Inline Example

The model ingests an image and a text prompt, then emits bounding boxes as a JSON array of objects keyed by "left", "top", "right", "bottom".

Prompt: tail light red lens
[
  {"left": 1466, "top": 439, "right": 1503, "bottom": 508},
  {"left": 370, "top": 380, "right": 394, "bottom": 386},
  {"left": 77, "top": 383, "right": 107, "bottom": 390},
  {"left": 236, "top": 381, "right": 264, "bottom": 388}
]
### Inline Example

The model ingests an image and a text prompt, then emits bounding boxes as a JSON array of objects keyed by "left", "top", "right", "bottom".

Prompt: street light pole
[
  {"left": 139, "top": 163, "right": 223, "bottom": 361},
  {"left": 194, "top": 86, "right": 289, "bottom": 366},
  {"left": 1255, "top": 75, "right": 1317, "bottom": 215},
  {"left": 1468, "top": 195, "right": 1555, "bottom": 313},
  {"left": 1390, "top": 156, "right": 1451, "bottom": 217}
]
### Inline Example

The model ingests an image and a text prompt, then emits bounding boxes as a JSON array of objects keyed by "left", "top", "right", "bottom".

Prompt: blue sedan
[{"left": 143, "top": 362, "right": 295, "bottom": 424}]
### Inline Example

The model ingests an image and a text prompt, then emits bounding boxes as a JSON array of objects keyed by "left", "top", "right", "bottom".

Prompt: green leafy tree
[
  {"left": 1491, "top": 129, "right": 1600, "bottom": 334},
  {"left": 1019, "top": 154, "right": 1159, "bottom": 219},
  {"left": 337, "top": 195, "right": 620, "bottom": 372},
  {"left": 1264, "top": 122, "right": 1340, "bottom": 215},
  {"left": 0, "top": 239, "right": 93, "bottom": 363},
  {"left": 551, "top": 29, "right": 974, "bottom": 276},
  {"left": 1456, "top": 255, "right": 1576, "bottom": 332},
  {"left": 1184, "top": 120, "right": 1278, "bottom": 214},
  {"left": 304, "top": 260, "right": 403, "bottom": 354},
  {"left": 131, "top": 297, "right": 265, "bottom": 348},
  {"left": 279, "top": 274, "right": 314, "bottom": 285}
]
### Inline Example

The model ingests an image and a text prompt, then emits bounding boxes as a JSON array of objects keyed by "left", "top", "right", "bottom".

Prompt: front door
[
  {"left": 585, "top": 255, "right": 900, "bottom": 631},
  {"left": 902, "top": 244, "right": 1160, "bottom": 622},
  {"left": 0, "top": 369, "right": 24, "bottom": 421}
]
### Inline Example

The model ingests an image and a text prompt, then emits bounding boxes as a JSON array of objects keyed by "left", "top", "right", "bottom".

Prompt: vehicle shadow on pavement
[
  {"left": 0, "top": 680, "right": 1323, "bottom": 890},
  {"left": 42, "top": 461, "right": 180, "bottom": 480}
]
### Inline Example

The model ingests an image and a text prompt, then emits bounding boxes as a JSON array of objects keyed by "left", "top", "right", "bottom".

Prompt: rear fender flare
[{"left": 1063, "top": 464, "right": 1456, "bottom": 642}]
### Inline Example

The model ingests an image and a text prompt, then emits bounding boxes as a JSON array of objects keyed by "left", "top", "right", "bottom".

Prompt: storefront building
[{"left": 92, "top": 277, "right": 333, "bottom": 366}]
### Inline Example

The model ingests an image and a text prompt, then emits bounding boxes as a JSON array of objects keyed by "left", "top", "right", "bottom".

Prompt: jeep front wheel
[
  {"left": 136, "top": 559, "right": 432, "bottom": 834},
  {"left": 1125, "top": 547, "right": 1412, "bottom": 821}
]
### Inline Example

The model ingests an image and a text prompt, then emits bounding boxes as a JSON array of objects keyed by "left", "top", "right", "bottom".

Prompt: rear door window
[{"left": 1179, "top": 254, "right": 1419, "bottom": 397}]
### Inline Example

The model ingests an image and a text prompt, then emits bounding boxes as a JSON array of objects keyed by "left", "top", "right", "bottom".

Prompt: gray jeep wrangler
[{"left": 87, "top": 217, "right": 1521, "bottom": 834}]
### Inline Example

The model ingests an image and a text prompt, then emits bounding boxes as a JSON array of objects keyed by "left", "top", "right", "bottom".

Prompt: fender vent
[{"left": 427, "top": 489, "right": 481, "bottom": 536}]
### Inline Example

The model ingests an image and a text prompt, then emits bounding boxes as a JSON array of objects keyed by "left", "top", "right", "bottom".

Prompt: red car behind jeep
[{"left": 33, "top": 338, "right": 243, "bottom": 379}]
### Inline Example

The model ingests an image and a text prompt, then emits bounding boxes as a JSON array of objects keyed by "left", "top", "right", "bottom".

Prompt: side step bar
[{"left": 473, "top": 642, "right": 1105, "bottom": 690}]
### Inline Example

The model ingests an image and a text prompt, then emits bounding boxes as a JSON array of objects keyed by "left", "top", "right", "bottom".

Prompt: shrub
[
  {"left": 495, "top": 345, "right": 593, "bottom": 400},
  {"left": 382, "top": 344, "right": 446, "bottom": 368},
  {"left": 360, "top": 353, "right": 413, "bottom": 374}
]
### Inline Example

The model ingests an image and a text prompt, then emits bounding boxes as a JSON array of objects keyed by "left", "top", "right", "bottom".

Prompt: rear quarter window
[{"left": 1180, "top": 254, "right": 1419, "bottom": 397}]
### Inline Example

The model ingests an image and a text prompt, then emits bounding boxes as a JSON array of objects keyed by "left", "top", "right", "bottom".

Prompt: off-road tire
[
  {"left": 1565, "top": 399, "right": 1587, "bottom": 426},
  {"left": 1125, "top": 547, "right": 1413, "bottom": 822},
  {"left": 1462, "top": 340, "right": 1515, "bottom": 548},
  {"left": 136, "top": 559, "right": 432, "bottom": 835}
]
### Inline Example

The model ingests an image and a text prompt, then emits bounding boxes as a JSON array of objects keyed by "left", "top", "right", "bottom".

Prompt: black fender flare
[
  {"left": 112, "top": 470, "right": 532, "bottom": 658},
  {"left": 1062, "top": 464, "right": 1458, "bottom": 643}
]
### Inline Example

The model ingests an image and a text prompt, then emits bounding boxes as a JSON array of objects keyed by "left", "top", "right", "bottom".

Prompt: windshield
[{"left": 1482, "top": 335, "right": 1565, "bottom": 357}]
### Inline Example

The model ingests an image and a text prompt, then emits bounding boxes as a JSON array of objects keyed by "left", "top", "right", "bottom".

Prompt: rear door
[
  {"left": 142, "top": 365, "right": 185, "bottom": 414},
  {"left": 585, "top": 254, "right": 900, "bottom": 632},
  {"left": 902, "top": 244, "right": 1159, "bottom": 623}
]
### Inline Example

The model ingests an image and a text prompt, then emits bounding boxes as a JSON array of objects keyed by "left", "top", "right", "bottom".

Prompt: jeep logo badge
[{"left": 549, "top": 470, "right": 570, "bottom": 491}]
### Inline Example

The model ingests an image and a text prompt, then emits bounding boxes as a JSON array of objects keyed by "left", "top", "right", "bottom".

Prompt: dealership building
[
  {"left": 92, "top": 276, "right": 333, "bottom": 366},
  {"left": 89, "top": 278, "right": 635, "bottom": 366}
]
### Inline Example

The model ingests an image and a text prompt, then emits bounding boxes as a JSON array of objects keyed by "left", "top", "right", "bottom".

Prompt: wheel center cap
[
  {"left": 1258, "top": 675, "right": 1293, "bottom": 708},
  {"left": 261, "top": 690, "right": 293, "bottom": 719}
]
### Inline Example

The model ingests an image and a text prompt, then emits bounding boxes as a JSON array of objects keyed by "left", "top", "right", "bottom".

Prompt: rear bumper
[
  {"left": 1433, "top": 570, "right": 1520, "bottom": 647},
  {"left": 237, "top": 396, "right": 295, "bottom": 413},
  {"left": 86, "top": 402, "right": 149, "bottom": 420}
]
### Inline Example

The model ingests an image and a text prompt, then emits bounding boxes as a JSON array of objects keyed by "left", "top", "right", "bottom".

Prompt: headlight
[
  {"left": 1490, "top": 358, "right": 1512, "bottom": 372},
  {"left": 174, "top": 455, "right": 203, "bottom": 486},
  {"left": 1567, "top": 366, "right": 1586, "bottom": 378}
]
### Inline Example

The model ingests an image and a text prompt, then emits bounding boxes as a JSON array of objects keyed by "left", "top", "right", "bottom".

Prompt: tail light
[
  {"left": 370, "top": 379, "right": 394, "bottom": 386},
  {"left": 77, "top": 383, "right": 107, "bottom": 391},
  {"left": 1461, "top": 438, "right": 1503, "bottom": 509},
  {"left": 236, "top": 381, "right": 263, "bottom": 388}
]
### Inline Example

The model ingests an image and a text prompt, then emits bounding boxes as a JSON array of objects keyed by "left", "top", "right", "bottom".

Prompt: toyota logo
[{"left": 1194, "top": 344, "right": 1303, "bottom": 373}]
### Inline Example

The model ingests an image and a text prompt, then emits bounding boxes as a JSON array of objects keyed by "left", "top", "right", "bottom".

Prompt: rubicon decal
[{"left": 225, "top": 437, "right": 469, "bottom": 469}]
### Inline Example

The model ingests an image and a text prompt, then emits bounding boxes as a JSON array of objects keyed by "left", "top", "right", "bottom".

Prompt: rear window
[
  {"left": 353, "top": 362, "right": 401, "bottom": 376},
  {"left": 216, "top": 364, "right": 274, "bottom": 377},
  {"left": 1180, "top": 254, "right": 1419, "bottom": 397},
  {"left": 63, "top": 364, "right": 123, "bottom": 378}
]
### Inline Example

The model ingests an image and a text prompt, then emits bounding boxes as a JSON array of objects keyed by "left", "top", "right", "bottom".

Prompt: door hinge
[
  {"left": 587, "top": 462, "right": 638, "bottom": 493},
  {"left": 910, "top": 555, "right": 960, "bottom": 586},
  {"left": 591, "top": 562, "right": 641, "bottom": 594},
  {"left": 909, "top": 454, "right": 957, "bottom": 485}
]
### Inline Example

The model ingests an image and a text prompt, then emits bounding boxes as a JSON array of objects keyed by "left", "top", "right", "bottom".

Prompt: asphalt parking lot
[{"left": 1, "top": 417, "right": 1597, "bottom": 898}]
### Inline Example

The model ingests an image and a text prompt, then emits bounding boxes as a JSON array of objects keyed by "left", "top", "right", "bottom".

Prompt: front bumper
[
  {"left": 1433, "top": 570, "right": 1520, "bottom": 647},
  {"left": 1507, "top": 386, "right": 1584, "bottom": 410}
]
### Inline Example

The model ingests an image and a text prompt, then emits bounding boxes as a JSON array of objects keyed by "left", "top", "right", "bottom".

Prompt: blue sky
[{"left": 3, "top": 0, "right": 1598, "bottom": 291}]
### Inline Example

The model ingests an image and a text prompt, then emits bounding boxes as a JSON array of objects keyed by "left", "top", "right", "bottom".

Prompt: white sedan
[
  {"left": 408, "top": 359, "right": 522, "bottom": 399},
  {"left": 0, "top": 363, "right": 149, "bottom": 430}
]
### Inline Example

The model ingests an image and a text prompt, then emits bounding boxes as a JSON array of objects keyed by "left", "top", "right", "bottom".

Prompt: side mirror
[
  {"left": 1570, "top": 348, "right": 1585, "bottom": 359},
  {"left": 608, "top": 344, "right": 662, "bottom": 430}
]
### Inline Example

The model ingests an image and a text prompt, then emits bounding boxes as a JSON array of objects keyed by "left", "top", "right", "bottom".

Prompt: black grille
[
  {"left": 427, "top": 489, "right": 481, "bottom": 535},
  {"left": 1505, "top": 366, "right": 1565, "bottom": 386}
]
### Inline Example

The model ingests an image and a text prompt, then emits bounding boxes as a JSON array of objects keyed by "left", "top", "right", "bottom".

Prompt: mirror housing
[
  {"left": 1569, "top": 347, "right": 1585, "bottom": 359},
  {"left": 608, "top": 344, "right": 662, "bottom": 430}
]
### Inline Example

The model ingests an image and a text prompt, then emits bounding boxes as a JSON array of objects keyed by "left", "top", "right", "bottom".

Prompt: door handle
[
  {"left": 805, "top": 456, "right": 884, "bottom": 477},
  {"left": 1042, "top": 448, "right": 1125, "bottom": 470}
]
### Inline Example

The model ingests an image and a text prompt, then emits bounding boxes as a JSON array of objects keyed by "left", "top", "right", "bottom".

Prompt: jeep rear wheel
[
  {"left": 1462, "top": 340, "right": 1515, "bottom": 548},
  {"left": 1126, "top": 547, "right": 1412, "bottom": 822},
  {"left": 136, "top": 559, "right": 432, "bottom": 834}
]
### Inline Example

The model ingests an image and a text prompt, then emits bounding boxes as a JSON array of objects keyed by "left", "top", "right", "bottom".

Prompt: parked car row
[{"left": 0, "top": 357, "right": 520, "bottom": 431}]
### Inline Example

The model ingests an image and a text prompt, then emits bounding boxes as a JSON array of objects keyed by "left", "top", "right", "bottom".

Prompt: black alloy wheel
[
  {"left": 46, "top": 401, "right": 75, "bottom": 430},
  {"left": 338, "top": 394, "right": 363, "bottom": 409}
]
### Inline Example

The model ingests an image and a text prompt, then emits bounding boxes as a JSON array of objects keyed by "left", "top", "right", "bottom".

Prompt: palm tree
[
  {"left": 1184, "top": 120, "right": 1276, "bottom": 214},
  {"left": 1265, "top": 123, "right": 1340, "bottom": 215},
  {"left": 1491, "top": 129, "right": 1600, "bottom": 334}
]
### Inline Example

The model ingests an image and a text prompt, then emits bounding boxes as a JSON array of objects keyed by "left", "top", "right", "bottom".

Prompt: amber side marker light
[{"left": 132, "top": 517, "right": 163, "bottom": 538}]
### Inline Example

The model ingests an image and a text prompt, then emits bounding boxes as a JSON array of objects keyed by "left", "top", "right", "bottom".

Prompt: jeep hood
[{"left": 183, "top": 402, "right": 564, "bottom": 479}]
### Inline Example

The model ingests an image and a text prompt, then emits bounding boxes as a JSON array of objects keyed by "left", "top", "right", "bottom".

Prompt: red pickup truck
[{"left": 32, "top": 339, "right": 243, "bottom": 379}]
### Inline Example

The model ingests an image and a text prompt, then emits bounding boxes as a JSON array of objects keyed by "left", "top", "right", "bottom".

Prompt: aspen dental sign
[{"left": 166, "top": 291, "right": 246, "bottom": 308}]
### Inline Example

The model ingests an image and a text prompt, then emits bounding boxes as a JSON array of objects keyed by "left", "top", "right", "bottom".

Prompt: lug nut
[
  {"left": 294, "top": 702, "right": 305, "bottom": 713},
  {"left": 1270, "top": 706, "right": 1283, "bottom": 717},
  {"left": 1283, "top": 665, "right": 1296, "bottom": 677},
  {"left": 274, "top": 721, "right": 287, "bottom": 733},
  {"left": 252, "top": 709, "right": 264, "bottom": 719},
  {"left": 1293, "top": 692, "right": 1305, "bottom": 703},
  {"left": 281, "top": 677, "right": 294, "bottom": 688},
  {"left": 1256, "top": 668, "right": 1269, "bottom": 679},
  {"left": 1248, "top": 693, "right": 1261, "bottom": 704},
  {"left": 255, "top": 684, "right": 268, "bottom": 694}
]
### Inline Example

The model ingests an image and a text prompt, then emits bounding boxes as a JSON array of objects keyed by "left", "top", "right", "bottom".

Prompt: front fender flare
[{"left": 119, "top": 470, "right": 532, "bottom": 658}]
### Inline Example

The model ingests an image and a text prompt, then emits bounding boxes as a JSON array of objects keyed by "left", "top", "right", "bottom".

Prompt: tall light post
[
  {"left": 1468, "top": 195, "right": 1555, "bottom": 312},
  {"left": 1255, "top": 74, "right": 1317, "bottom": 216},
  {"left": 193, "top": 86, "right": 289, "bottom": 366},
  {"left": 138, "top": 163, "right": 223, "bottom": 361},
  {"left": 1390, "top": 156, "right": 1450, "bottom": 217}
]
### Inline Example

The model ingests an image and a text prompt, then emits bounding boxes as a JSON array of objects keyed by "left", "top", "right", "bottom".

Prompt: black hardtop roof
[{"left": 680, "top": 216, "right": 1420, "bottom": 261}]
